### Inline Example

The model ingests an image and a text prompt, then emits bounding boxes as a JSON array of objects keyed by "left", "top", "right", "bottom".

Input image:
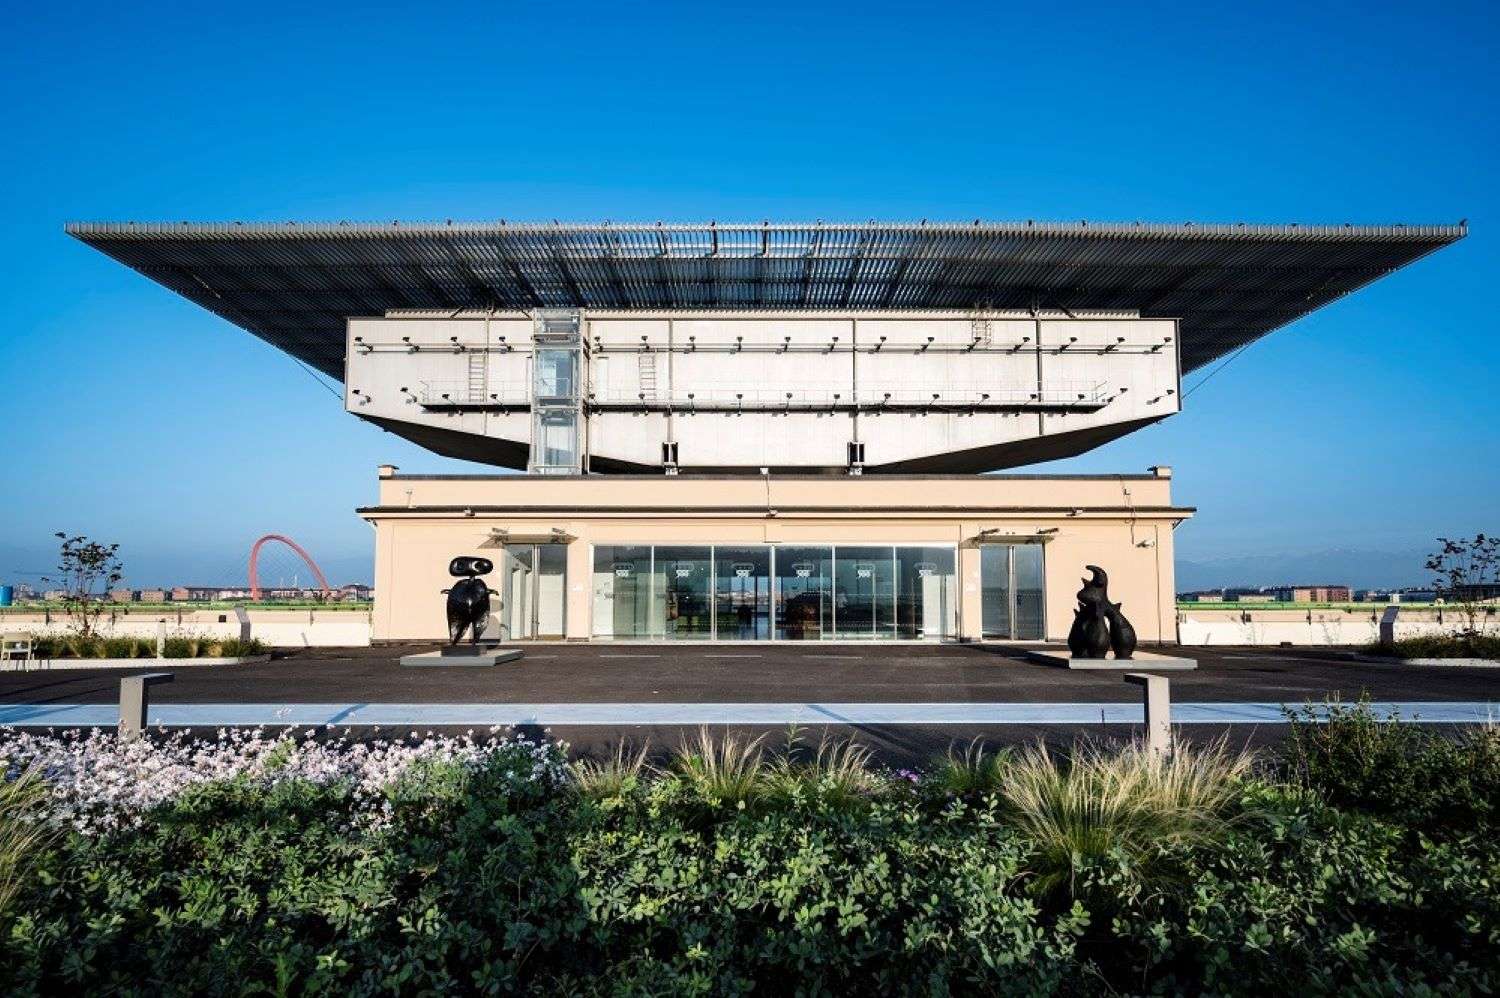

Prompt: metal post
[
  {"left": 1124, "top": 672, "right": 1171, "bottom": 757},
  {"left": 1379, "top": 606, "right": 1399, "bottom": 647},
  {"left": 119, "top": 672, "right": 174, "bottom": 738}
]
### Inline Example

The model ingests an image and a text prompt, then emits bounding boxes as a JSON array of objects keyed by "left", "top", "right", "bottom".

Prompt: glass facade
[
  {"left": 980, "top": 544, "right": 1046, "bottom": 640},
  {"left": 591, "top": 545, "right": 652, "bottom": 638},
  {"left": 714, "top": 546, "right": 773, "bottom": 640},
  {"left": 774, "top": 546, "right": 834, "bottom": 640},
  {"left": 528, "top": 313, "right": 585, "bottom": 474},
  {"left": 591, "top": 544, "right": 960, "bottom": 640},
  {"left": 896, "top": 547, "right": 958, "bottom": 639},
  {"left": 654, "top": 546, "right": 713, "bottom": 639},
  {"left": 834, "top": 546, "right": 896, "bottom": 639}
]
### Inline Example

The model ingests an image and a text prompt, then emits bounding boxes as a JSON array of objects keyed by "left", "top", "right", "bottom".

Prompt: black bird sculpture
[
  {"left": 1068, "top": 565, "right": 1114, "bottom": 658},
  {"left": 1067, "top": 564, "right": 1137, "bottom": 659}
]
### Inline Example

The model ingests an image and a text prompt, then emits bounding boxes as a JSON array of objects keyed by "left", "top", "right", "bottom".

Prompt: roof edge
[{"left": 65, "top": 219, "right": 1469, "bottom": 242}]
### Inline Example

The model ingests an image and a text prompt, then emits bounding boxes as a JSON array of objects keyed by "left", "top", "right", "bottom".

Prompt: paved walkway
[{"left": 2, "top": 700, "right": 1495, "bottom": 728}]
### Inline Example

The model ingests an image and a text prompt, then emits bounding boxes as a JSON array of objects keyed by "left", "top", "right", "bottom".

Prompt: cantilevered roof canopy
[{"left": 67, "top": 220, "right": 1465, "bottom": 379}]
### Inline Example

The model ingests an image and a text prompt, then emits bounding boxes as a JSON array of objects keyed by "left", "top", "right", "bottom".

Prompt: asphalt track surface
[{"left": 2, "top": 644, "right": 1495, "bottom": 764}]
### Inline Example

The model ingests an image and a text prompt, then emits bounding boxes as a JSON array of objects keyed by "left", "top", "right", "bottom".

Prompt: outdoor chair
[{"left": 1, "top": 632, "right": 36, "bottom": 670}]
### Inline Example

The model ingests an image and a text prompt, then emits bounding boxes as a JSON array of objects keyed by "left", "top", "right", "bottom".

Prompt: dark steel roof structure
[{"left": 66, "top": 220, "right": 1465, "bottom": 379}]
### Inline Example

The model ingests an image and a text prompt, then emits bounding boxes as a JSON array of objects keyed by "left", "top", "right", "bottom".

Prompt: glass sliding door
[
  {"left": 591, "top": 545, "right": 653, "bottom": 638},
  {"left": 980, "top": 546, "right": 1012, "bottom": 639},
  {"left": 980, "top": 543, "right": 1046, "bottom": 640},
  {"left": 895, "top": 546, "right": 957, "bottom": 639},
  {"left": 655, "top": 546, "right": 713, "bottom": 639},
  {"left": 834, "top": 546, "right": 896, "bottom": 639},
  {"left": 774, "top": 545, "right": 834, "bottom": 640},
  {"left": 535, "top": 544, "right": 567, "bottom": 638},
  {"left": 1013, "top": 543, "right": 1045, "bottom": 640},
  {"left": 500, "top": 546, "right": 534, "bottom": 640}
]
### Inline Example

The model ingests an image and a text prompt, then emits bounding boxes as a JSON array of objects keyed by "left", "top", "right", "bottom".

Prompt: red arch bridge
[{"left": 248, "top": 534, "right": 332, "bottom": 601}]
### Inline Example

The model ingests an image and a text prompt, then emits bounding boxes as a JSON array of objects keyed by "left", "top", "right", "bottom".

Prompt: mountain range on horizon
[{"left": 1174, "top": 546, "right": 1433, "bottom": 593}]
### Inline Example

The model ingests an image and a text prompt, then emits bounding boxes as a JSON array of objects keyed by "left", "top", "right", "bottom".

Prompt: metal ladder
[
  {"left": 466, "top": 353, "right": 487, "bottom": 403},
  {"left": 638, "top": 351, "right": 658, "bottom": 401}
]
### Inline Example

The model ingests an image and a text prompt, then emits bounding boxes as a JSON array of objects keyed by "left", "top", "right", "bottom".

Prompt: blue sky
[{"left": 1, "top": 0, "right": 1494, "bottom": 587}]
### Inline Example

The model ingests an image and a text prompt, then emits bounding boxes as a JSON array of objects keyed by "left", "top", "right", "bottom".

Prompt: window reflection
[
  {"left": 591, "top": 545, "right": 652, "bottom": 638},
  {"left": 896, "top": 547, "right": 957, "bottom": 639},
  {"left": 655, "top": 546, "right": 713, "bottom": 639},
  {"left": 980, "top": 544, "right": 1046, "bottom": 640},
  {"left": 714, "top": 547, "right": 772, "bottom": 640},
  {"left": 834, "top": 546, "right": 896, "bottom": 639},
  {"left": 774, "top": 546, "right": 834, "bottom": 640}
]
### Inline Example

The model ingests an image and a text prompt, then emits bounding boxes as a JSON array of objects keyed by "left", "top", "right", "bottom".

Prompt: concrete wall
[
  {"left": 363, "top": 470, "right": 1187, "bottom": 643},
  {"left": 1178, "top": 608, "right": 1473, "bottom": 646},
  {"left": 346, "top": 310, "right": 1180, "bottom": 473},
  {"left": 0, "top": 609, "right": 372, "bottom": 648}
]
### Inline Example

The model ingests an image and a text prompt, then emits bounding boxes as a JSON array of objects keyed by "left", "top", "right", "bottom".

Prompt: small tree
[
  {"left": 43, "top": 533, "right": 124, "bottom": 638},
  {"left": 1427, "top": 534, "right": 1500, "bottom": 636}
]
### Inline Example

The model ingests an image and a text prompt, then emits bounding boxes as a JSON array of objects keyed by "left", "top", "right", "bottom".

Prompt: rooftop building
[{"left": 70, "top": 219, "right": 1464, "bottom": 643}]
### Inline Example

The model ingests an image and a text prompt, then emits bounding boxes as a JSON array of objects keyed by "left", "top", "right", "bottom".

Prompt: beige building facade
[{"left": 363, "top": 466, "right": 1188, "bottom": 644}]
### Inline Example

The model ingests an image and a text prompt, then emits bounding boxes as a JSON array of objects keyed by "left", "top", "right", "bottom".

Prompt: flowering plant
[{"left": 0, "top": 726, "right": 567, "bottom": 835}]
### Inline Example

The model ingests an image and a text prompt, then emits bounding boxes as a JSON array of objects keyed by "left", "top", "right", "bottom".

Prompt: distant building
[
  {"left": 1446, "top": 583, "right": 1500, "bottom": 602},
  {"left": 107, "top": 588, "right": 136, "bottom": 603},
  {"left": 336, "top": 583, "right": 374, "bottom": 601},
  {"left": 137, "top": 588, "right": 169, "bottom": 603},
  {"left": 43, "top": 589, "right": 68, "bottom": 601},
  {"left": 1178, "top": 590, "right": 1225, "bottom": 603},
  {"left": 1274, "top": 585, "right": 1352, "bottom": 603},
  {"left": 1400, "top": 588, "right": 1438, "bottom": 602}
]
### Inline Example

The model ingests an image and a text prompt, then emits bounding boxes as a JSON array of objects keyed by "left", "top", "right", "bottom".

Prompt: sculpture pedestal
[
  {"left": 400, "top": 645, "right": 524, "bottom": 667},
  {"left": 1025, "top": 647, "right": 1197, "bottom": 671}
]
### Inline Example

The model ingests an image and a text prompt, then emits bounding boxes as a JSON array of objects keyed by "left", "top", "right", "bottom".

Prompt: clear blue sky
[{"left": 1, "top": 0, "right": 1494, "bottom": 587}]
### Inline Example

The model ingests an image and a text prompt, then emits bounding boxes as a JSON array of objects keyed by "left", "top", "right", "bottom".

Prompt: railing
[
  {"left": 413, "top": 379, "right": 1114, "bottom": 413},
  {"left": 590, "top": 381, "right": 1112, "bottom": 412}
]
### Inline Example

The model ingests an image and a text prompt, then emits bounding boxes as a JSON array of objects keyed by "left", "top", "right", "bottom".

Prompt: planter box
[{"left": 1, "top": 655, "right": 271, "bottom": 672}]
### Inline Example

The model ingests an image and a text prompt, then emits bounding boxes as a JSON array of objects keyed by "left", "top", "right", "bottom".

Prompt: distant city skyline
[{"left": 1, "top": 1, "right": 1494, "bottom": 590}]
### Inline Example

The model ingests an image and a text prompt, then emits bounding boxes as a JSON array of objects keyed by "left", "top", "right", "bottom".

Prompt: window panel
[
  {"left": 895, "top": 547, "right": 957, "bottom": 639},
  {"left": 655, "top": 546, "right": 713, "bottom": 639},
  {"left": 774, "top": 546, "right": 833, "bottom": 640},
  {"left": 591, "top": 545, "right": 654, "bottom": 638},
  {"left": 714, "top": 546, "right": 772, "bottom": 640}
]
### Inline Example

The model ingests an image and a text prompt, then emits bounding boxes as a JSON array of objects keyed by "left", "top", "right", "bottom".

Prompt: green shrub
[
  {"left": 999, "top": 738, "right": 1253, "bottom": 900},
  {"left": 929, "top": 738, "right": 1013, "bottom": 796},
  {"left": 101, "top": 636, "right": 139, "bottom": 658},
  {"left": 2, "top": 723, "right": 1497, "bottom": 994},
  {"left": 1364, "top": 632, "right": 1500, "bottom": 659},
  {"left": 759, "top": 733, "right": 880, "bottom": 814},
  {"left": 570, "top": 740, "right": 649, "bottom": 801},
  {"left": 0, "top": 766, "right": 56, "bottom": 920},
  {"left": 669, "top": 727, "right": 767, "bottom": 809},
  {"left": 1105, "top": 782, "right": 1500, "bottom": 993},
  {"left": 24, "top": 633, "right": 264, "bottom": 660},
  {"left": 209, "top": 636, "right": 266, "bottom": 657},
  {"left": 1279, "top": 698, "right": 1500, "bottom": 837}
]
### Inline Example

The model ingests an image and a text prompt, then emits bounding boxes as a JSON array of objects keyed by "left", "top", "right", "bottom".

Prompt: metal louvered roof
[{"left": 66, "top": 220, "right": 1465, "bottom": 379}]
